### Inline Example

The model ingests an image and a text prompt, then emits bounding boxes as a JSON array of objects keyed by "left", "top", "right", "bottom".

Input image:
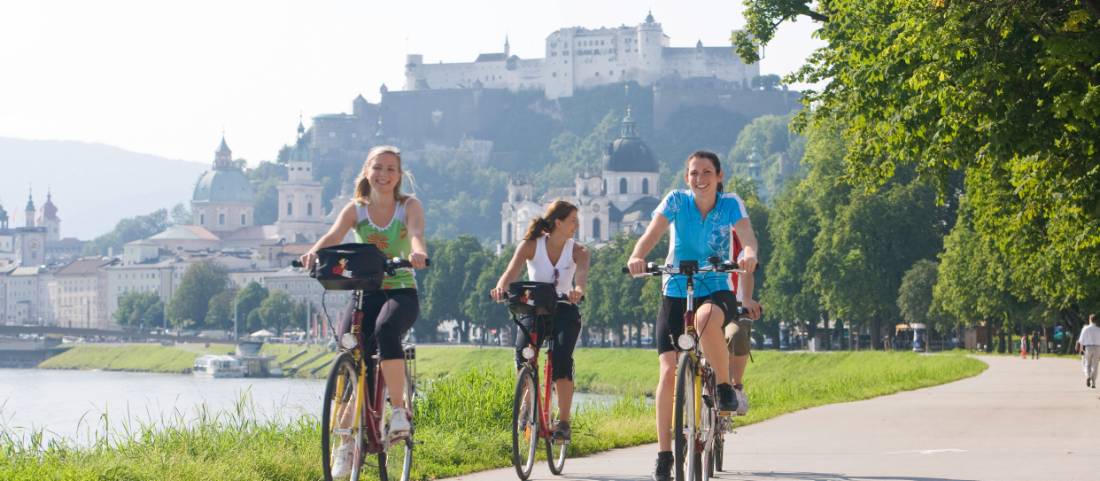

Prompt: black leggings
[
  {"left": 339, "top": 288, "right": 419, "bottom": 361},
  {"left": 514, "top": 303, "right": 581, "bottom": 381}
]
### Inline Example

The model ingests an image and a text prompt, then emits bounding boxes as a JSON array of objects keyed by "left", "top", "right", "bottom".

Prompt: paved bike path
[{"left": 443, "top": 356, "right": 1100, "bottom": 481}]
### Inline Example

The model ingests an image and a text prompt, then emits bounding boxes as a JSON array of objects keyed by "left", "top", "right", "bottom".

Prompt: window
[
  {"left": 642, "top": 178, "right": 649, "bottom": 194},
  {"left": 287, "top": 202, "right": 293, "bottom": 216},
  {"left": 506, "top": 223, "right": 513, "bottom": 244},
  {"left": 593, "top": 218, "right": 601, "bottom": 239},
  {"left": 307, "top": 202, "right": 313, "bottom": 216},
  {"left": 619, "top": 178, "right": 627, "bottom": 194},
  {"left": 218, "top": 214, "right": 225, "bottom": 225},
  {"left": 241, "top": 214, "right": 246, "bottom": 225},
  {"left": 200, "top": 214, "right": 205, "bottom": 224}
]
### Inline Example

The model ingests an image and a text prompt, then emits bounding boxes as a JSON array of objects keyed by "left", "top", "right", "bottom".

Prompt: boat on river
[{"left": 192, "top": 355, "right": 245, "bottom": 378}]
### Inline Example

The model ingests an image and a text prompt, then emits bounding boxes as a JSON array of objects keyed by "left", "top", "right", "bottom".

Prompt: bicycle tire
[
  {"left": 673, "top": 353, "right": 702, "bottom": 481},
  {"left": 701, "top": 370, "right": 718, "bottom": 481},
  {"left": 546, "top": 374, "right": 567, "bottom": 475},
  {"left": 322, "top": 352, "right": 364, "bottom": 481},
  {"left": 512, "top": 365, "right": 539, "bottom": 480},
  {"left": 378, "top": 364, "right": 416, "bottom": 481}
]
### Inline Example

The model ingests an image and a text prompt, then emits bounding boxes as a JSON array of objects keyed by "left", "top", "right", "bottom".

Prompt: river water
[{"left": 0, "top": 368, "right": 617, "bottom": 447}]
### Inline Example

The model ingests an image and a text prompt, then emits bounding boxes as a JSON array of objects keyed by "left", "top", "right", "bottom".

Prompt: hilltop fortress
[{"left": 405, "top": 11, "right": 757, "bottom": 99}]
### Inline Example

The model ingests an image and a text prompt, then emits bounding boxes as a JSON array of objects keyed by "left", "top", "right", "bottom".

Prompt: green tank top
[{"left": 354, "top": 199, "right": 417, "bottom": 290}]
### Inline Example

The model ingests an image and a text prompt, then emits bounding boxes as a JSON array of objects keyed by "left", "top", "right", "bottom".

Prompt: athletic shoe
[
  {"left": 734, "top": 385, "right": 750, "bottom": 416},
  {"left": 331, "top": 442, "right": 353, "bottom": 478},
  {"left": 717, "top": 383, "right": 738, "bottom": 413},
  {"left": 552, "top": 420, "right": 572, "bottom": 443},
  {"left": 388, "top": 407, "right": 411, "bottom": 439},
  {"left": 652, "top": 451, "right": 674, "bottom": 481}
]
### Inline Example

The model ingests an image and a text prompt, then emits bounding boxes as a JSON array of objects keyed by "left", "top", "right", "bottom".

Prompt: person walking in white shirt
[{"left": 1076, "top": 314, "right": 1100, "bottom": 389}]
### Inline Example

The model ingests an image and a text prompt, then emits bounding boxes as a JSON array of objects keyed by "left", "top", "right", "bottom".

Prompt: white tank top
[{"left": 526, "top": 236, "right": 576, "bottom": 296}]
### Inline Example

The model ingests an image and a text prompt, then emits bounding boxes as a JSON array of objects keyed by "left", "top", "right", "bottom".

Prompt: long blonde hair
[{"left": 354, "top": 145, "right": 409, "bottom": 203}]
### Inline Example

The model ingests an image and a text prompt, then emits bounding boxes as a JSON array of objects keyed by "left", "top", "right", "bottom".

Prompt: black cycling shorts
[
  {"left": 339, "top": 288, "right": 419, "bottom": 361},
  {"left": 514, "top": 303, "right": 581, "bottom": 381},
  {"left": 655, "top": 290, "right": 739, "bottom": 354}
]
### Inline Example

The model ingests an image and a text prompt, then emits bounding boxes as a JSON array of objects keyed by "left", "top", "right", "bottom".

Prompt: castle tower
[
  {"left": 0, "top": 199, "right": 8, "bottom": 230},
  {"left": 37, "top": 189, "right": 61, "bottom": 242},
  {"left": 504, "top": 35, "right": 510, "bottom": 57}
]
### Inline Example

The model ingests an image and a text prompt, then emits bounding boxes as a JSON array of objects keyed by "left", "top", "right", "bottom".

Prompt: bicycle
[
  {"left": 625, "top": 257, "right": 745, "bottom": 481},
  {"left": 295, "top": 251, "right": 429, "bottom": 481},
  {"left": 503, "top": 280, "right": 573, "bottom": 480}
]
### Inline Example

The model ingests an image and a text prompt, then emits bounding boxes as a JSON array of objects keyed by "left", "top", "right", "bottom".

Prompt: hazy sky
[{"left": 0, "top": 0, "right": 822, "bottom": 165}]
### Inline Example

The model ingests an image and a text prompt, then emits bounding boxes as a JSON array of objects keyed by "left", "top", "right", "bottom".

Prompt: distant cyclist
[
  {"left": 625, "top": 150, "right": 759, "bottom": 481},
  {"left": 299, "top": 145, "right": 428, "bottom": 477},
  {"left": 726, "top": 232, "right": 762, "bottom": 416},
  {"left": 491, "top": 200, "right": 590, "bottom": 443}
]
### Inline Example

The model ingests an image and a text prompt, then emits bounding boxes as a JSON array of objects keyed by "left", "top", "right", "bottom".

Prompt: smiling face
[
  {"left": 365, "top": 152, "right": 401, "bottom": 196},
  {"left": 684, "top": 155, "right": 723, "bottom": 197}
]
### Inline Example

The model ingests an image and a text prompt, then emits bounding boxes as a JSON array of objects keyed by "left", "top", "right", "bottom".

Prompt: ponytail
[
  {"left": 523, "top": 217, "right": 552, "bottom": 241},
  {"left": 523, "top": 200, "right": 578, "bottom": 241}
]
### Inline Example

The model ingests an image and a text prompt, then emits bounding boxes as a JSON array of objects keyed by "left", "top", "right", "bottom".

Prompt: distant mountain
[{"left": 0, "top": 138, "right": 208, "bottom": 240}]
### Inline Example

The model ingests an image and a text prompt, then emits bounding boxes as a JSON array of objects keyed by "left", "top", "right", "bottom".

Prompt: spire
[
  {"left": 297, "top": 113, "right": 305, "bottom": 139},
  {"left": 214, "top": 133, "right": 233, "bottom": 170},
  {"left": 504, "top": 35, "right": 511, "bottom": 57},
  {"left": 621, "top": 106, "right": 638, "bottom": 138},
  {"left": 24, "top": 187, "right": 35, "bottom": 228},
  {"left": 696, "top": 39, "right": 703, "bottom": 49},
  {"left": 41, "top": 188, "right": 58, "bottom": 220}
]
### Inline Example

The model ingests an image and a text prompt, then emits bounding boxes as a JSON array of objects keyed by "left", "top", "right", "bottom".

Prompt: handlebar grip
[
  {"left": 291, "top": 260, "right": 303, "bottom": 268},
  {"left": 621, "top": 267, "right": 631, "bottom": 274}
]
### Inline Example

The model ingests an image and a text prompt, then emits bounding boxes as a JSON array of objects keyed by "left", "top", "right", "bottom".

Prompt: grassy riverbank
[{"left": 2, "top": 351, "right": 985, "bottom": 480}]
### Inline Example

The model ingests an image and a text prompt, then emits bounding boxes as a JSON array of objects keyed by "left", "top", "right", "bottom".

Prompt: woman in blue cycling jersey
[{"left": 626, "top": 150, "right": 759, "bottom": 481}]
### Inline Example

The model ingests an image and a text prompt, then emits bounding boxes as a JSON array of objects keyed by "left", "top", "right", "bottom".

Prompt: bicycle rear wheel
[
  {"left": 512, "top": 365, "right": 539, "bottom": 480},
  {"left": 673, "top": 353, "right": 702, "bottom": 481},
  {"left": 376, "top": 364, "right": 415, "bottom": 481},
  {"left": 322, "top": 352, "right": 364, "bottom": 481},
  {"left": 546, "top": 374, "right": 567, "bottom": 475},
  {"left": 701, "top": 370, "right": 718, "bottom": 481}
]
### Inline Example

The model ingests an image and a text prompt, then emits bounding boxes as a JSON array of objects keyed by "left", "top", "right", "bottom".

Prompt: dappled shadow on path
[{"left": 717, "top": 471, "right": 977, "bottom": 481}]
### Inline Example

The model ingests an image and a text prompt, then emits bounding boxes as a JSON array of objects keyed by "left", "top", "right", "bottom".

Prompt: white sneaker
[
  {"left": 734, "top": 386, "right": 749, "bottom": 416},
  {"left": 388, "top": 407, "right": 412, "bottom": 439},
  {"left": 331, "top": 442, "right": 353, "bottom": 478}
]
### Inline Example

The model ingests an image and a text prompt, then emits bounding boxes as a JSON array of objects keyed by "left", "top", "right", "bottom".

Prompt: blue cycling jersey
[{"left": 653, "top": 189, "right": 748, "bottom": 298}]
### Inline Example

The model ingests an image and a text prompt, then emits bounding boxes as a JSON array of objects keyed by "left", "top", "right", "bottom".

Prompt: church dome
[
  {"left": 192, "top": 169, "right": 254, "bottom": 204},
  {"left": 41, "top": 192, "right": 58, "bottom": 220},
  {"left": 603, "top": 107, "right": 658, "bottom": 172}
]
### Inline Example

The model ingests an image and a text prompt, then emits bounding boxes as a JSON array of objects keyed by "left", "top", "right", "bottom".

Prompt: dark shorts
[
  {"left": 514, "top": 303, "right": 581, "bottom": 381},
  {"left": 339, "top": 288, "right": 419, "bottom": 361},
  {"left": 655, "top": 290, "right": 739, "bottom": 354}
]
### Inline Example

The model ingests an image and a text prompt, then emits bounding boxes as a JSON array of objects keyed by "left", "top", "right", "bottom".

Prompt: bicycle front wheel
[
  {"left": 512, "top": 365, "right": 539, "bottom": 480},
  {"left": 377, "top": 364, "right": 415, "bottom": 481},
  {"left": 322, "top": 352, "right": 364, "bottom": 481},
  {"left": 545, "top": 374, "right": 567, "bottom": 475},
  {"left": 673, "top": 353, "right": 702, "bottom": 481},
  {"left": 701, "top": 370, "right": 718, "bottom": 481}
]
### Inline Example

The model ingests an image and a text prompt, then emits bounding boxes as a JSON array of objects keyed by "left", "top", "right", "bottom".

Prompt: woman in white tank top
[{"left": 491, "top": 200, "right": 590, "bottom": 443}]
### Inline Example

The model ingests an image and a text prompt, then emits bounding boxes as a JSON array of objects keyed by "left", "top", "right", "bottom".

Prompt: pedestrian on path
[
  {"left": 1030, "top": 331, "right": 1041, "bottom": 360},
  {"left": 1076, "top": 314, "right": 1100, "bottom": 388},
  {"left": 1020, "top": 334, "right": 1028, "bottom": 359}
]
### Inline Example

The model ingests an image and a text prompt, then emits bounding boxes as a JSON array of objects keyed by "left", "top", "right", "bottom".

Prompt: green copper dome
[{"left": 192, "top": 169, "right": 254, "bottom": 203}]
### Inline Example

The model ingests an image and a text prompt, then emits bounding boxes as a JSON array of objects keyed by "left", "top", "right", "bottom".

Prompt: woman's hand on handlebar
[
  {"left": 567, "top": 287, "right": 584, "bottom": 304},
  {"left": 627, "top": 256, "right": 648, "bottom": 276},
  {"left": 298, "top": 251, "right": 317, "bottom": 270},
  {"left": 409, "top": 251, "right": 428, "bottom": 269},
  {"left": 490, "top": 285, "right": 508, "bottom": 302},
  {"left": 738, "top": 254, "right": 758, "bottom": 274}
]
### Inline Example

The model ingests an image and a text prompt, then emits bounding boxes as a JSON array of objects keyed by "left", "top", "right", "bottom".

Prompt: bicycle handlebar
[
  {"left": 291, "top": 257, "right": 430, "bottom": 270},
  {"left": 622, "top": 259, "right": 746, "bottom": 277}
]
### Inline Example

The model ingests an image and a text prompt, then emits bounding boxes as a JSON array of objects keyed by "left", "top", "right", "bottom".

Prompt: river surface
[{"left": 0, "top": 368, "right": 615, "bottom": 447}]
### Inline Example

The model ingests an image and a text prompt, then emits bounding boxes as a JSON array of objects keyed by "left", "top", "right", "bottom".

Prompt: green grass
[
  {"left": 37, "top": 343, "right": 236, "bottom": 374},
  {"left": 4, "top": 351, "right": 986, "bottom": 480}
]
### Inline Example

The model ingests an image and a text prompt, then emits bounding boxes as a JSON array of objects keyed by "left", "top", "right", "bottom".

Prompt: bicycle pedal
[{"left": 702, "top": 394, "right": 714, "bottom": 408}]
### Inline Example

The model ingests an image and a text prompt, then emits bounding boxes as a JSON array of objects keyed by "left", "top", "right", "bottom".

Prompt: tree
[
  {"left": 235, "top": 282, "right": 269, "bottom": 332},
  {"left": 167, "top": 260, "right": 229, "bottom": 329},
  {"left": 114, "top": 291, "right": 163, "bottom": 329},
  {"left": 737, "top": 0, "right": 1100, "bottom": 320},
  {"left": 170, "top": 203, "right": 191, "bottom": 225},
  {"left": 257, "top": 291, "right": 295, "bottom": 335},
  {"left": 205, "top": 289, "right": 236, "bottom": 331},
  {"left": 897, "top": 260, "right": 941, "bottom": 330},
  {"left": 82, "top": 209, "right": 169, "bottom": 256},
  {"left": 421, "top": 236, "right": 491, "bottom": 343}
]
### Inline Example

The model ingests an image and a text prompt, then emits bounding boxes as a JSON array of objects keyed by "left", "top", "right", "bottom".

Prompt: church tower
[
  {"left": 276, "top": 121, "right": 327, "bottom": 242},
  {"left": 37, "top": 190, "right": 61, "bottom": 242},
  {"left": 24, "top": 190, "right": 35, "bottom": 228}
]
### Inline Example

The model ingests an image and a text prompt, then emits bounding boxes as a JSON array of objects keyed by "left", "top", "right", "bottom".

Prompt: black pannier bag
[
  {"left": 507, "top": 281, "right": 558, "bottom": 317},
  {"left": 310, "top": 243, "right": 388, "bottom": 291}
]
